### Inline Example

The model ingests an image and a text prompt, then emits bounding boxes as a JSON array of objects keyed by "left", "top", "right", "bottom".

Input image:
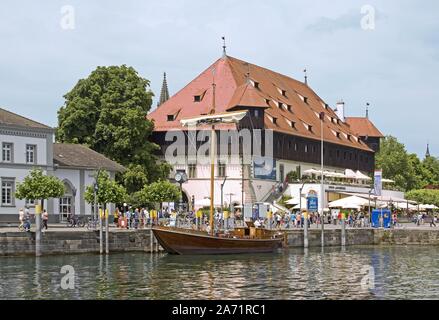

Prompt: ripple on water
[{"left": 0, "top": 246, "right": 439, "bottom": 299}]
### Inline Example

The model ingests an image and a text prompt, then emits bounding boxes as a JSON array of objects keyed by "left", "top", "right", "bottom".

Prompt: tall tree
[
  {"left": 375, "top": 136, "right": 411, "bottom": 191},
  {"left": 56, "top": 65, "right": 171, "bottom": 192}
]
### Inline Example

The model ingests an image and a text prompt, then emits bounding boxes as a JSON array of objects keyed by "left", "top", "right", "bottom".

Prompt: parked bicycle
[
  {"left": 86, "top": 217, "right": 100, "bottom": 230},
  {"left": 66, "top": 215, "right": 86, "bottom": 228}
]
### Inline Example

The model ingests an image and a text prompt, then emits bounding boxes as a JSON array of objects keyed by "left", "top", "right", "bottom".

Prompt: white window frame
[
  {"left": 1, "top": 178, "right": 15, "bottom": 206},
  {"left": 2, "top": 142, "right": 13, "bottom": 163},
  {"left": 26, "top": 144, "right": 37, "bottom": 164}
]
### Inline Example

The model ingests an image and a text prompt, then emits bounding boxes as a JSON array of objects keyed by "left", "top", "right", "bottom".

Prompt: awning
[
  {"left": 355, "top": 170, "right": 372, "bottom": 180},
  {"left": 328, "top": 196, "right": 371, "bottom": 208}
]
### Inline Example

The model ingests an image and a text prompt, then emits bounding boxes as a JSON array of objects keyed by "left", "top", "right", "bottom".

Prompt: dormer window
[
  {"left": 278, "top": 102, "right": 284, "bottom": 109},
  {"left": 303, "top": 97, "right": 308, "bottom": 104},
  {"left": 167, "top": 114, "right": 175, "bottom": 121},
  {"left": 336, "top": 132, "right": 341, "bottom": 139},
  {"left": 347, "top": 134, "right": 352, "bottom": 141},
  {"left": 272, "top": 117, "right": 277, "bottom": 125},
  {"left": 193, "top": 89, "right": 207, "bottom": 102},
  {"left": 308, "top": 125, "right": 313, "bottom": 132},
  {"left": 286, "top": 105, "right": 292, "bottom": 112},
  {"left": 265, "top": 99, "right": 271, "bottom": 105},
  {"left": 250, "top": 79, "right": 259, "bottom": 89},
  {"left": 282, "top": 90, "right": 287, "bottom": 97}
]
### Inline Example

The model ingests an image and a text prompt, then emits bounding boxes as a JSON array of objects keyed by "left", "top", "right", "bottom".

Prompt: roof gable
[
  {"left": 0, "top": 107, "right": 52, "bottom": 130},
  {"left": 147, "top": 55, "right": 374, "bottom": 152},
  {"left": 53, "top": 143, "right": 125, "bottom": 172}
]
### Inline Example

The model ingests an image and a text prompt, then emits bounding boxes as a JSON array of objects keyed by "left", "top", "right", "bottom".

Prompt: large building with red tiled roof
[
  {"left": 147, "top": 55, "right": 382, "bottom": 208},
  {"left": 345, "top": 116, "right": 384, "bottom": 152}
]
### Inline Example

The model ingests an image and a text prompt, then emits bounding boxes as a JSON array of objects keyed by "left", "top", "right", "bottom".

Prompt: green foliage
[
  {"left": 406, "top": 189, "right": 439, "bottom": 207},
  {"left": 15, "top": 169, "right": 65, "bottom": 209},
  {"left": 85, "top": 171, "right": 128, "bottom": 205},
  {"left": 56, "top": 65, "right": 171, "bottom": 193},
  {"left": 134, "top": 180, "right": 180, "bottom": 206},
  {"left": 375, "top": 136, "right": 439, "bottom": 191},
  {"left": 122, "top": 164, "right": 149, "bottom": 195},
  {"left": 286, "top": 170, "right": 300, "bottom": 183},
  {"left": 278, "top": 195, "right": 292, "bottom": 207}
]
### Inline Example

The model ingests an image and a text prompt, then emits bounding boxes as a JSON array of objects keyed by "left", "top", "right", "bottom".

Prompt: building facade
[
  {"left": 0, "top": 108, "right": 124, "bottom": 223},
  {"left": 147, "top": 55, "right": 381, "bottom": 209}
]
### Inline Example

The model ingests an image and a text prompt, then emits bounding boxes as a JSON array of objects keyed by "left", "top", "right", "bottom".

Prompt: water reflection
[{"left": 0, "top": 246, "right": 438, "bottom": 300}]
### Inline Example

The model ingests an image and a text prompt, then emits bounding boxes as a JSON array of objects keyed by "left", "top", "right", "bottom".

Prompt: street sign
[{"left": 307, "top": 190, "right": 318, "bottom": 212}]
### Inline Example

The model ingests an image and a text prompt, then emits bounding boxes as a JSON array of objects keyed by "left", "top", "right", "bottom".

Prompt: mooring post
[
  {"left": 304, "top": 211, "right": 309, "bottom": 249},
  {"left": 99, "top": 208, "right": 103, "bottom": 255},
  {"left": 105, "top": 208, "right": 109, "bottom": 254},
  {"left": 341, "top": 215, "right": 346, "bottom": 247},
  {"left": 150, "top": 228, "right": 153, "bottom": 253},
  {"left": 35, "top": 206, "right": 42, "bottom": 257}
]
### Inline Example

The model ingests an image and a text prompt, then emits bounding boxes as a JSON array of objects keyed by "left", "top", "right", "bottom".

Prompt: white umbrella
[
  {"left": 382, "top": 178, "right": 395, "bottom": 183},
  {"left": 328, "top": 195, "right": 371, "bottom": 208},
  {"left": 355, "top": 170, "right": 372, "bottom": 180},
  {"left": 303, "top": 168, "right": 321, "bottom": 176},
  {"left": 195, "top": 198, "right": 222, "bottom": 207},
  {"left": 419, "top": 204, "right": 438, "bottom": 210},
  {"left": 344, "top": 169, "right": 357, "bottom": 179},
  {"left": 285, "top": 197, "right": 307, "bottom": 205}
]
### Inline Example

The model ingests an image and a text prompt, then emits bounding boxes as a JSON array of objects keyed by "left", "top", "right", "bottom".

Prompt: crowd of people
[{"left": 16, "top": 204, "right": 438, "bottom": 232}]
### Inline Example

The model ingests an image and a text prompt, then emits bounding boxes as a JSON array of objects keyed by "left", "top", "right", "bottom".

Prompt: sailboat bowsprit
[{"left": 152, "top": 224, "right": 285, "bottom": 255}]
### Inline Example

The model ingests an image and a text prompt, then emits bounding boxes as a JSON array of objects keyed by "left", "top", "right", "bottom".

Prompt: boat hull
[{"left": 152, "top": 227, "right": 283, "bottom": 255}]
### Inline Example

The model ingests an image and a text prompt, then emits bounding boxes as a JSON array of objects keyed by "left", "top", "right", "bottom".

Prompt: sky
[{"left": 0, "top": 0, "right": 438, "bottom": 158}]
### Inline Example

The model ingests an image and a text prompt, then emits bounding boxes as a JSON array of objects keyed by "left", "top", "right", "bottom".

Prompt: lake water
[{"left": 1, "top": 246, "right": 438, "bottom": 299}]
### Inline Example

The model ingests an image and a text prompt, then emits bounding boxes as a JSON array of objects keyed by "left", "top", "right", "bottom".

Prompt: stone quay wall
[
  {"left": 1, "top": 228, "right": 438, "bottom": 256},
  {"left": 0, "top": 229, "right": 160, "bottom": 256},
  {"left": 284, "top": 228, "right": 439, "bottom": 247}
]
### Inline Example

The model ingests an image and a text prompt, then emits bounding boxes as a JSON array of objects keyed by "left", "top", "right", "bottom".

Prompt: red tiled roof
[
  {"left": 147, "top": 56, "right": 373, "bottom": 152},
  {"left": 345, "top": 117, "right": 384, "bottom": 138}
]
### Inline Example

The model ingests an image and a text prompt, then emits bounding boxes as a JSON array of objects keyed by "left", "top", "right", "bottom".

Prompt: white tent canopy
[
  {"left": 419, "top": 204, "right": 439, "bottom": 210},
  {"left": 344, "top": 169, "right": 357, "bottom": 179},
  {"left": 328, "top": 195, "right": 372, "bottom": 208},
  {"left": 285, "top": 197, "right": 307, "bottom": 205},
  {"left": 382, "top": 178, "right": 395, "bottom": 183},
  {"left": 195, "top": 198, "right": 222, "bottom": 207},
  {"left": 355, "top": 170, "right": 372, "bottom": 180}
]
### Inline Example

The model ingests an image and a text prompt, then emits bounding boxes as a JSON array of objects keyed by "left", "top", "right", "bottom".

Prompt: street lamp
[{"left": 319, "top": 112, "right": 325, "bottom": 247}]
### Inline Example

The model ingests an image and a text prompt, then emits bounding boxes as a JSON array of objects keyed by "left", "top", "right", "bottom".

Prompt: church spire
[
  {"left": 426, "top": 143, "right": 431, "bottom": 158},
  {"left": 157, "top": 72, "right": 170, "bottom": 107}
]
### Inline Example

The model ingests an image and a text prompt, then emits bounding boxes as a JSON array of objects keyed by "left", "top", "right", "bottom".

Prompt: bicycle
[
  {"left": 86, "top": 217, "right": 99, "bottom": 230},
  {"left": 67, "top": 215, "right": 86, "bottom": 228}
]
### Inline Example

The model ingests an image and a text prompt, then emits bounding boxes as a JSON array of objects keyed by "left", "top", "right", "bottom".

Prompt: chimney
[{"left": 334, "top": 100, "right": 345, "bottom": 122}]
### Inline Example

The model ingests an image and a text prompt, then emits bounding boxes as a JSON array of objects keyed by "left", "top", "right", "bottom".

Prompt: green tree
[
  {"left": 375, "top": 136, "right": 414, "bottom": 191},
  {"left": 15, "top": 169, "right": 65, "bottom": 211},
  {"left": 134, "top": 180, "right": 180, "bottom": 208},
  {"left": 56, "top": 65, "right": 171, "bottom": 192},
  {"left": 422, "top": 156, "right": 439, "bottom": 185},
  {"left": 406, "top": 189, "right": 439, "bottom": 207},
  {"left": 84, "top": 171, "right": 128, "bottom": 208}
]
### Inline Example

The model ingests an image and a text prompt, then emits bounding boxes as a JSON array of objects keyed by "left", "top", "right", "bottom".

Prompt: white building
[{"left": 0, "top": 107, "right": 125, "bottom": 223}]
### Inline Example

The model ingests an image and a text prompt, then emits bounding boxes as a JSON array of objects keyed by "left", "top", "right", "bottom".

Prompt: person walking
[
  {"left": 429, "top": 214, "right": 437, "bottom": 227},
  {"left": 42, "top": 209, "right": 49, "bottom": 231}
]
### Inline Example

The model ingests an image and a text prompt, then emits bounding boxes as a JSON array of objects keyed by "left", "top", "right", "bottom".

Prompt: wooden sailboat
[{"left": 152, "top": 79, "right": 284, "bottom": 255}]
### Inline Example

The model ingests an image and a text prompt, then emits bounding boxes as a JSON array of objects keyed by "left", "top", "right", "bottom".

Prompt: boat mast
[{"left": 209, "top": 74, "right": 216, "bottom": 235}]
